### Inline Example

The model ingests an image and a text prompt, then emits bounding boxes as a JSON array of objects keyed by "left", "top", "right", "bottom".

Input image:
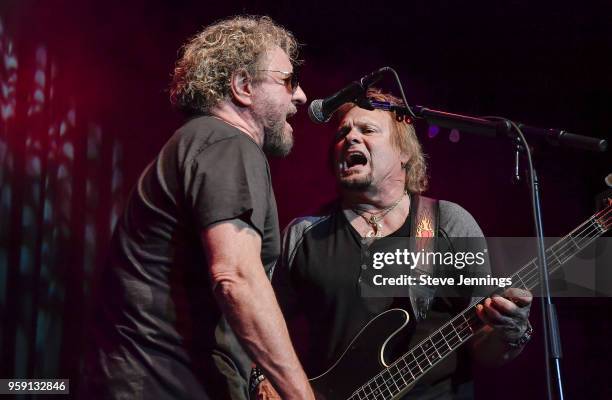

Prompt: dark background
[{"left": 0, "top": 0, "right": 610, "bottom": 398}]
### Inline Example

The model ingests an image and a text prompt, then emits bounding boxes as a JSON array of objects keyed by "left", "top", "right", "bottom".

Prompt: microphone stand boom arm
[
  {"left": 367, "top": 100, "right": 608, "bottom": 153},
  {"left": 366, "top": 94, "right": 608, "bottom": 400}
]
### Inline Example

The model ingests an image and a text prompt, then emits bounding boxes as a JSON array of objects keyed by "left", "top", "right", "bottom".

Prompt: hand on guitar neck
[
  {"left": 472, "top": 287, "right": 533, "bottom": 366},
  {"left": 475, "top": 287, "right": 533, "bottom": 342}
]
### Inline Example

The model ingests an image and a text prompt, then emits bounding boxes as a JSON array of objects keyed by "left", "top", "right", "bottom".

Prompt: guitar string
[
  {"left": 357, "top": 211, "right": 611, "bottom": 400},
  {"left": 352, "top": 209, "right": 611, "bottom": 400},
  {"left": 353, "top": 211, "right": 611, "bottom": 400},
  {"left": 365, "top": 220, "right": 610, "bottom": 400},
  {"left": 353, "top": 212, "right": 610, "bottom": 400},
  {"left": 503, "top": 217, "right": 606, "bottom": 289},
  {"left": 378, "top": 213, "right": 612, "bottom": 395},
  {"left": 511, "top": 212, "right": 610, "bottom": 290}
]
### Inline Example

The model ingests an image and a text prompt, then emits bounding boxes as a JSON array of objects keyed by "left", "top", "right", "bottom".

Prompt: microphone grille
[{"left": 308, "top": 99, "right": 327, "bottom": 124}]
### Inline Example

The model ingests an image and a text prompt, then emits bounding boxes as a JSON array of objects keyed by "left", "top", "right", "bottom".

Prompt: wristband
[
  {"left": 507, "top": 321, "right": 533, "bottom": 348},
  {"left": 249, "top": 366, "right": 266, "bottom": 394}
]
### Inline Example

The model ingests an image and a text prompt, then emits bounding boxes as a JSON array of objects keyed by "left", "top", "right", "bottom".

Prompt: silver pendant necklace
[{"left": 352, "top": 191, "right": 407, "bottom": 238}]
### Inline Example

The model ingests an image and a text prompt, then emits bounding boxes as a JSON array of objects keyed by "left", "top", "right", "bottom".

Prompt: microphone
[{"left": 308, "top": 67, "right": 388, "bottom": 123}]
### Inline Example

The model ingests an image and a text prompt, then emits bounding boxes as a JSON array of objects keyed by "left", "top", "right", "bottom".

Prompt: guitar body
[{"left": 310, "top": 308, "right": 413, "bottom": 400}]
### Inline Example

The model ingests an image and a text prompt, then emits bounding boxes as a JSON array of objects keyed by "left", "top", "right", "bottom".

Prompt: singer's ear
[{"left": 229, "top": 68, "right": 254, "bottom": 107}]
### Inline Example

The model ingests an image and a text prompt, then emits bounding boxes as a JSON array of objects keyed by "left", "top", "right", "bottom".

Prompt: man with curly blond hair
[{"left": 81, "top": 16, "right": 313, "bottom": 400}]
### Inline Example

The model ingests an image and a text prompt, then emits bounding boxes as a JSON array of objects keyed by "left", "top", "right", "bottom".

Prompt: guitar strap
[{"left": 408, "top": 194, "right": 440, "bottom": 322}]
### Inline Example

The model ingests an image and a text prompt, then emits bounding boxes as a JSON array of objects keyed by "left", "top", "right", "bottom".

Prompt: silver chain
[{"left": 352, "top": 191, "right": 407, "bottom": 237}]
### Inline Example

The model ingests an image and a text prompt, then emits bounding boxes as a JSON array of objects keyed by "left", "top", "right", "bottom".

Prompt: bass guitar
[{"left": 252, "top": 200, "right": 611, "bottom": 400}]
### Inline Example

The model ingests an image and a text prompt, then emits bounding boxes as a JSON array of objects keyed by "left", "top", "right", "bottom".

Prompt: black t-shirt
[
  {"left": 82, "top": 116, "right": 279, "bottom": 400},
  {"left": 273, "top": 200, "right": 487, "bottom": 399}
]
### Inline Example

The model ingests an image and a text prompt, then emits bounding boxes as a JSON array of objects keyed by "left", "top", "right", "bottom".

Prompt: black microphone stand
[
  {"left": 365, "top": 99, "right": 607, "bottom": 152},
  {"left": 361, "top": 93, "right": 608, "bottom": 400}
]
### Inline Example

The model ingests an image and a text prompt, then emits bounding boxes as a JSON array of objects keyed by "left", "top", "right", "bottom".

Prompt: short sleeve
[
  {"left": 271, "top": 216, "right": 327, "bottom": 320},
  {"left": 184, "top": 136, "right": 271, "bottom": 237},
  {"left": 271, "top": 218, "right": 308, "bottom": 319},
  {"left": 439, "top": 200, "right": 492, "bottom": 305},
  {"left": 439, "top": 200, "right": 484, "bottom": 238}
]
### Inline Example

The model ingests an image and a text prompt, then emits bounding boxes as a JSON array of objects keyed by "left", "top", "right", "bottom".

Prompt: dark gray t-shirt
[
  {"left": 272, "top": 200, "right": 487, "bottom": 399},
  {"left": 83, "top": 116, "right": 279, "bottom": 399}
]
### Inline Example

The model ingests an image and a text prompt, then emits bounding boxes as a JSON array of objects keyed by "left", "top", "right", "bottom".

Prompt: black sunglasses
[{"left": 257, "top": 66, "right": 300, "bottom": 93}]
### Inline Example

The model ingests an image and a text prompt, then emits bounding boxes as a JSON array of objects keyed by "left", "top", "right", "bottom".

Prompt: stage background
[{"left": 0, "top": 0, "right": 610, "bottom": 398}]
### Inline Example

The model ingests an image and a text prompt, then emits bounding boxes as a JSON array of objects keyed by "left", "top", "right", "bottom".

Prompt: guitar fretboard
[{"left": 349, "top": 203, "right": 611, "bottom": 400}]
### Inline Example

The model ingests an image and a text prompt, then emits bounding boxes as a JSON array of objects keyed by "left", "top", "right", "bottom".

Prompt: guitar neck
[{"left": 350, "top": 203, "right": 611, "bottom": 400}]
